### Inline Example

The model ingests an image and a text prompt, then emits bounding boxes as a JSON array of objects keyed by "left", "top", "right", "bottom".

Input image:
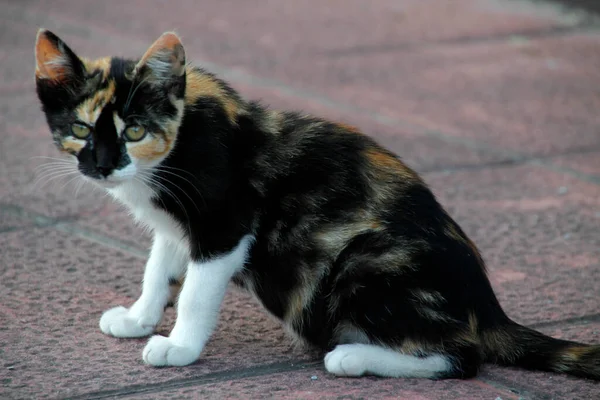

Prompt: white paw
[
  {"left": 324, "top": 345, "right": 367, "bottom": 377},
  {"left": 142, "top": 335, "right": 199, "bottom": 367},
  {"left": 99, "top": 306, "right": 157, "bottom": 338}
]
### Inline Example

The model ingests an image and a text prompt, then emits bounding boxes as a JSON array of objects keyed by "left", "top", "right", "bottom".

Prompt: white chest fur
[{"left": 107, "top": 180, "right": 187, "bottom": 248}]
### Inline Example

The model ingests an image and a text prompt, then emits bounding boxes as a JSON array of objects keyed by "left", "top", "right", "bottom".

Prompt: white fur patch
[
  {"left": 143, "top": 235, "right": 255, "bottom": 367},
  {"left": 107, "top": 179, "right": 185, "bottom": 245},
  {"left": 113, "top": 111, "right": 125, "bottom": 134},
  {"left": 324, "top": 344, "right": 451, "bottom": 378}
]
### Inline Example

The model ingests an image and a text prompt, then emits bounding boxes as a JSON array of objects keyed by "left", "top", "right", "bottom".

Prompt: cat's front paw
[
  {"left": 142, "top": 335, "right": 200, "bottom": 367},
  {"left": 99, "top": 306, "right": 157, "bottom": 338}
]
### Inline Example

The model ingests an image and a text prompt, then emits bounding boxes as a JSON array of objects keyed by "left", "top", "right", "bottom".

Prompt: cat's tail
[{"left": 481, "top": 320, "right": 600, "bottom": 380}]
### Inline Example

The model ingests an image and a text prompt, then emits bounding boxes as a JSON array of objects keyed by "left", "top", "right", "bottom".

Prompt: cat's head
[{"left": 34, "top": 29, "right": 186, "bottom": 187}]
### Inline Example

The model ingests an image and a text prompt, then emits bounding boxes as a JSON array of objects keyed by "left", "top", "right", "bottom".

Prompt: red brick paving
[{"left": 1, "top": 0, "right": 599, "bottom": 399}]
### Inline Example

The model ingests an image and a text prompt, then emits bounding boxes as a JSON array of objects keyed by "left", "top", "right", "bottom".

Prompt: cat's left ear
[
  {"left": 133, "top": 32, "right": 186, "bottom": 84},
  {"left": 35, "top": 29, "right": 86, "bottom": 85}
]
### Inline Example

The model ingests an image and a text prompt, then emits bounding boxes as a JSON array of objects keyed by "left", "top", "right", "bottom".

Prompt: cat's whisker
[
  {"left": 33, "top": 166, "right": 78, "bottom": 181},
  {"left": 35, "top": 168, "right": 78, "bottom": 181},
  {"left": 153, "top": 166, "right": 207, "bottom": 209},
  {"left": 74, "top": 176, "right": 87, "bottom": 197},
  {"left": 137, "top": 171, "right": 194, "bottom": 234},
  {"left": 34, "top": 164, "right": 76, "bottom": 173},
  {"left": 30, "top": 156, "right": 75, "bottom": 162},
  {"left": 59, "top": 173, "right": 83, "bottom": 192},
  {"left": 33, "top": 170, "right": 80, "bottom": 191},
  {"left": 151, "top": 172, "right": 203, "bottom": 219}
]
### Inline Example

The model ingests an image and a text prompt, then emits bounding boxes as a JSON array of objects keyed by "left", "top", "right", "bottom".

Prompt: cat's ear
[
  {"left": 35, "top": 29, "right": 85, "bottom": 85},
  {"left": 133, "top": 32, "right": 186, "bottom": 84}
]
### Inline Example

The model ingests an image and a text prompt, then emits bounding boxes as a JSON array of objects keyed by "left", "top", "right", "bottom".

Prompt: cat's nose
[{"left": 97, "top": 166, "right": 113, "bottom": 177}]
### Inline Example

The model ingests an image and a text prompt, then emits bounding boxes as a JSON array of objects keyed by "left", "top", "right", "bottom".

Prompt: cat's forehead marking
[
  {"left": 82, "top": 57, "right": 112, "bottom": 79},
  {"left": 75, "top": 79, "right": 116, "bottom": 125}
]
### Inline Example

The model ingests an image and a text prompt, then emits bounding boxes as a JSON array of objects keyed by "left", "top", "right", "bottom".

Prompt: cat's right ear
[
  {"left": 34, "top": 29, "right": 85, "bottom": 86},
  {"left": 132, "top": 32, "right": 186, "bottom": 85}
]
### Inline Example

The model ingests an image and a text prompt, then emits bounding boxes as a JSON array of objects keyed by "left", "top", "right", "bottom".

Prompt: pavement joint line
[
  {"left": 323, "top": 23, "right": 600, "bottom": 57},
  {"left": 66, "top": 360, "right": 321, "bottom": 400},
  {"left": 0, "top": 226, "right": 23, "bottom": 234},
  {"left": 481, "top": 373, "right": 554, "bottom": 400},
  {"left": 527, "top": 312, "right": 600, "bottom": 329},
  {"left": 0, "top": 203, "right": 73, "bottom": 228},
  {"left": 419, "top": 144, "right": 600, "bottom": 174},
  {"left": 24, "top": 3, "right": 600, "bottom": 189},
  {"left": 528, "top": 159, "right": 600, "bottom": 185},
  {"left": 52, "top": 222, "right": 148, "bottom": 258},
  {"left": 0, "top": 203, "right": 148, "bottom": 257},
  {"left": 477, "top": 376, "right": 534, "bottom": 400}
]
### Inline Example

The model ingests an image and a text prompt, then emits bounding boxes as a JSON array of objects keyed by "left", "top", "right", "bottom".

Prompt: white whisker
[
  {"left": 33, "top": 170, "right": 80, "bottom": 190},
  {"left": 153, "top": 166, "right": 207, "bottom": 209},
  {"left": 137, "top": 170, "right": 193, "bottom": 235}
]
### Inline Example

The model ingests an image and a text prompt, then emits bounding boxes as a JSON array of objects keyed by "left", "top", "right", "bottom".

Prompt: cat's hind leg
[
  {"left": 100, "top": 233, "right": 188, "bottom": 338},
  {"left": 324, "top": 344, "right": 452, "bottom": 378}
]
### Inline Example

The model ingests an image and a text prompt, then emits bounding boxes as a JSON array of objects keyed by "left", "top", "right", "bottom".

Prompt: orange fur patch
[
  {"left": 561, "top": 346, "right": 592, "bottom": 361},
  {"left": 60, "top": 138, "right": 85, "bottom": 154},
  {"left": 186, "top": 69, "right": 239, "bottom": 124},
  {"left": 35, "top": 32, "right": 68, "bottom": 82},
  {"left": 75, "top": 80, "right": 116, "bottom": 125},
  {"left": 127, "top": 133, "right": 173, "bottom": 161},
  {"left": 82, "top": 57, "right": 112, "bottom": 79},
  {"left": 364, "top": 148, "right": 417, "bottom": 188},
  {"left": 336, "top": 123, "right": 360, "bottom": 134},
  {"left": 365, "top": 148, "right": 406, "bottom": 174}
]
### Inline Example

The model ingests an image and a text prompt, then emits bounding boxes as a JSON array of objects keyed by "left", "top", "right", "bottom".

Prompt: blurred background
[{"left": 1, "top": 1, "right": 599, "bottom": 399}]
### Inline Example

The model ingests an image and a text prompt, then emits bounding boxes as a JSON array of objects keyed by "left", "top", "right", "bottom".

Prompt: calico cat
[{"left": 34, "top": 29, "right": 600, "bottom": 380}]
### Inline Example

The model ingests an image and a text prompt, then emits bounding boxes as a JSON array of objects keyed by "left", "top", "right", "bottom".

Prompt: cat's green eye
[
  {"left": 71, "top": 123, "right": 90, "bottom": 139},
  {"left": 124, "top": 125, "right": 147, "bottom": 142}
]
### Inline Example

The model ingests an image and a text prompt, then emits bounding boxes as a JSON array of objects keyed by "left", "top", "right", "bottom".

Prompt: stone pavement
[{"left": 1, "top": 0, "right": 599, "bottom": 399}]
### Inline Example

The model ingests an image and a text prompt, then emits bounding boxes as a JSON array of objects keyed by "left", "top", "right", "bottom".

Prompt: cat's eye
[
  {"left": 71, "top": 123, "right": 90, "bottom": 139},
  {"left": 124, "top": 125, "right": 147, "bottom": 142}
]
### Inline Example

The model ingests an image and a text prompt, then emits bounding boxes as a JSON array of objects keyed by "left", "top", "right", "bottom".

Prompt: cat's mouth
[{"left": 79, "top": 162, "right": 138, "bottom": 188}]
